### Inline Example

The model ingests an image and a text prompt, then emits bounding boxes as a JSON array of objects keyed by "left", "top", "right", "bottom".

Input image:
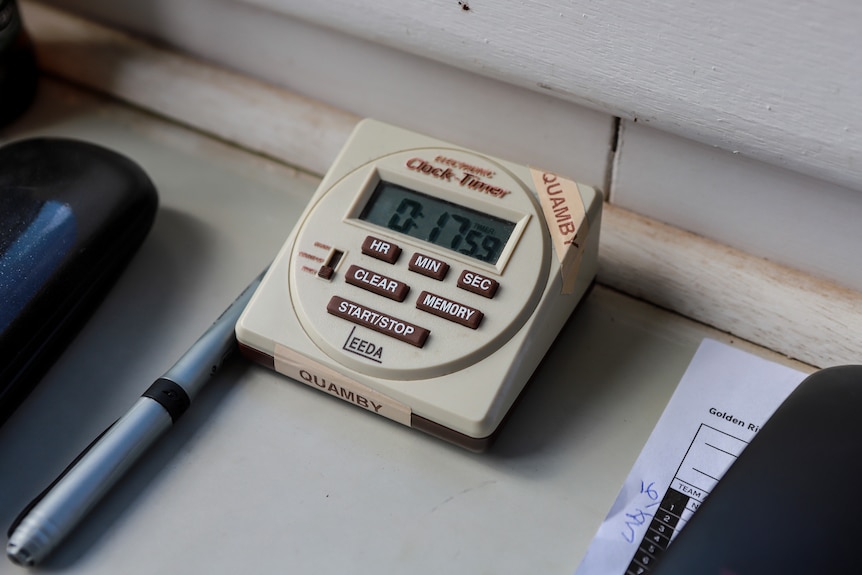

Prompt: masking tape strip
[
  {"left": 530, "top": 169, "right": 590, "bottom": 294},
  {"left": 274, "top": 344, "right": 412, "bottom": 426}
]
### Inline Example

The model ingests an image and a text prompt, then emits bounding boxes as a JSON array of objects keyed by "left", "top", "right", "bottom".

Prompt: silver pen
[{"left": 6, "top": 269, "right": 266, "bottom": 567}]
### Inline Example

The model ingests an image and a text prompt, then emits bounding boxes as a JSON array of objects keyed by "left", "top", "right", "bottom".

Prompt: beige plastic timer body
[{"left": 236, "top": 120, "right": 602, "bottom": 450}]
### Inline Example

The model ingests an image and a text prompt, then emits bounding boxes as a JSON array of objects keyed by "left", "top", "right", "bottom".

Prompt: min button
[{"left": 408, "top": 252, "right": 449, "bottom": 281}]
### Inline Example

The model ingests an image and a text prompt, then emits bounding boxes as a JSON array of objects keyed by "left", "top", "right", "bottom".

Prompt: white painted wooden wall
[
  {"left": 36, "top": 0, "right": 862, "bottom": 292},
  {"left": 241, "top": 0, "right": 862, "bottom": 192}
]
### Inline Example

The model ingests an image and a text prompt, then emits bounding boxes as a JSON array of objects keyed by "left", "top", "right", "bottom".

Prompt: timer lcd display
[{"left": 359, "top": 181, "right": 516, "bottom": 264}]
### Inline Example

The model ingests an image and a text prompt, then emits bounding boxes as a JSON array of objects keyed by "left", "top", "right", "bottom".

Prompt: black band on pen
[{"left": 143, "top": 378, "right": 191, "bottom": 423}]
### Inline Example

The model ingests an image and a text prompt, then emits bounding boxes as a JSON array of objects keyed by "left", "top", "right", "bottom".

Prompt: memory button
[{"left": 416, "top": 291, "right": 483, "bottom": 329}]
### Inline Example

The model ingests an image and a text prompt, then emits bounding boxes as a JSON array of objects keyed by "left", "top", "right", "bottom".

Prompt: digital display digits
[{"left": 359, "top": 181, "right": 516, "bottom": 264}]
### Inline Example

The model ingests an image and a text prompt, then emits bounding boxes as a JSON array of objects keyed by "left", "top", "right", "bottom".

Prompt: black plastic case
[
  {"left": 0, "top": 138, "right": 158, "bottom": 424},
  {"left": 0, "top": 0, "right": 38, "bottom": 128}
]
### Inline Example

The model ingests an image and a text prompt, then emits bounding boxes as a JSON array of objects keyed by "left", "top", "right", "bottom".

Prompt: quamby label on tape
[
  {"left": 275, "top": 343, "right": 412, "bottom": 425},
  {"left": 530, "top": 169, "right": 589, "bottom": 294}
]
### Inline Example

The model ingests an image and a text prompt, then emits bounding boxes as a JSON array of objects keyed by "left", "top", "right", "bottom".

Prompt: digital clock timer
[{"left": 236, "top": 120, "right": 602, "bottom": 450}]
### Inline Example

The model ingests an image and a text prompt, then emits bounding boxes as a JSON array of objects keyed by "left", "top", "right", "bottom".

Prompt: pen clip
[{"left": 7, "top": 421, "right": 116, "bottom": 538}]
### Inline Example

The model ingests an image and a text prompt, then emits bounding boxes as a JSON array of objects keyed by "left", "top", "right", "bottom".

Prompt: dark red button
[
  {"left": 361, "top": 235, "right": 401, "bottom": 264},
  {"left": 327, "top": 296, "right": 429, "bottom": 347},
  {"left": 457, "top": 270, "right": 499, "bottom": 299},
  {"left": 416, "top": 291, "right": 483, "bottom": 329},
  {"left": 408, "top": 252, "right": 449, "bottom": 281},
  {"left": 345, "top": 265, "right": 410, "bottom": 302}
]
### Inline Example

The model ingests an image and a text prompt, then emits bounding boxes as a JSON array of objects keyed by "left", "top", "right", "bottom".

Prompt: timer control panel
[{"left": 236, "top": 120, "right": 602, "bottom": 450}]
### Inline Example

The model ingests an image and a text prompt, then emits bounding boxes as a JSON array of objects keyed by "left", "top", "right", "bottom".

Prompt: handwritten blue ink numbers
[{"left": 621, "top": 481, "right": 661, "bottom": 543}]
